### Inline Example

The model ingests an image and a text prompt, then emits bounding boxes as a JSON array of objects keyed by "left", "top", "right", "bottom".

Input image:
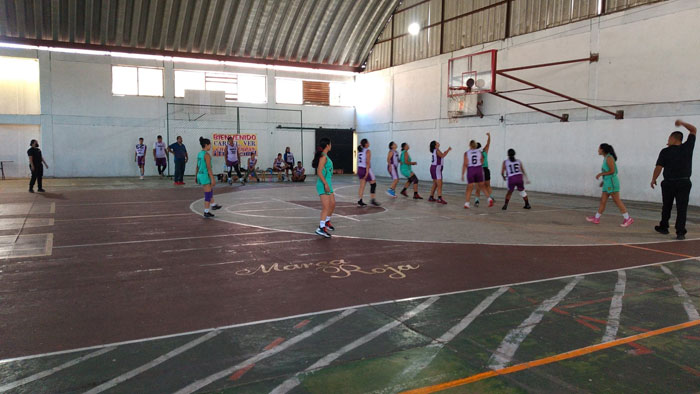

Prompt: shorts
[
  {"left": 483, "top": 167, "right": 491, "bottom": 181},
  {"left": 197, "top": 172, "right": 211, "bottom": 185},
  {"left": 137, "top": 156, "right": 145, "bottom": 166},
  {"left": 430, "top": 165, "right": 443, "bottom": 180},
  {"left": 467, "top": 166, "right": 484, "bottom": 184},
  {"left": 388, "top": 164, "right": 399, "bottom": 180},
  {"left": 226, "top": 159, "right": 239, "bottom": 167},
  {"left": 357, "top": 167, "right": 375, "bottom": 181},
  {"left": 155, "top": 157, "right": 167, "bottom": 166},
  {"left": 316, "top": 179, "right": 334, "bottom": 195},
  {"left": 602, "top": 175, "right": 620, "bottom": 193},
  {"left": 507, "top": 174, "right": 525, "bottom": 192},
  {"left": 400, "top": 167, "right": 412, "bottom": 178}
]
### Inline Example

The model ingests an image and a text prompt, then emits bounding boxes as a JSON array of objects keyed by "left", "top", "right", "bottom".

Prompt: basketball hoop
[{"left": 448, "top": 86, "right": 469, "bottom": 119}]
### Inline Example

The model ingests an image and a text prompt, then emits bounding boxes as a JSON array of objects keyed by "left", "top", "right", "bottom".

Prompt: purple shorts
[
  {"left": 358, "top": 167, "right": 375, "bottom": 181},
  {"left": 388, "top": 165, "right": 399, "bottom": 180},
  {"left": 466, "top": 166, "right": 484, "bottom": 184},
  {"left": 137, "top": 156, "right": 145, "bottom": 166},
  {"left": 226, "top": 159, "right": 239, "bottom": 167},
  {"left": 507, "top": 174, "right": 525, "bottom": 192},
  {"left": 155, "top": 157, "right": 167, "bottom": 166},
  {"left": 430, "top": 165, "right": 443, "bottom": 180}
]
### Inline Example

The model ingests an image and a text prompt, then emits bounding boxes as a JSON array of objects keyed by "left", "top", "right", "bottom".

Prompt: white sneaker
[
  {"left": 140, "top": 176, "right": 144, "bottom": 180},
  {"left": 464, "top": 203, "right": 470, "bottom": 209}
]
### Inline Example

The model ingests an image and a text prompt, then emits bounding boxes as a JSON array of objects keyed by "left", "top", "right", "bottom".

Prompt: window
[
  {"left": 0, "top": 56, "right": 41, "bottom": 114},
  {"left": 275, "top": 78, "right": 303, "bottom": 104},
  {"left": 174, "top": 70, "right": 267, "bottom": 103},
  {"left": 330, "top": 82, "right": 355, "bottom": 107},
  {"left": 302, "top": 80, "right": 330, "bottom": 105},
  {"left": 112, "top": 65, "right": 163, "bottom": 97}
]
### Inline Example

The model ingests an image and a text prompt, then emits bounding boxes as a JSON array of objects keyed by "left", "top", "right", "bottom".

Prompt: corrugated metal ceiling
[{"left": 0, "top": 0, "right": 402, "bottom": 71}]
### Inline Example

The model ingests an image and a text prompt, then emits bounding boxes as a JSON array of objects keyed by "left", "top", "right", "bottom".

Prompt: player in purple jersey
[
  {"left": 461, "top": 139, "right": 487, "bottom": 209},
  {"left": 386, "top": 141, "right": 400, "bottom": 198},
  {"left": 474, "top": 133, "right": 495, "bottom": 207},
  {"left": 135, "top": 137, "right": 146, "bottom": 179},
  {"left": 501, "top": 148, "right": 531, "bottom": 210},
  {"left": 357, "top": 138, "right": 380, "bottom": 207},
  {"left": 429, "top": 140, "right": 452, "bottom": 204}
]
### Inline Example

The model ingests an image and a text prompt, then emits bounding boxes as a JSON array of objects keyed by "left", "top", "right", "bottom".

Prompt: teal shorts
[
  {"left": 197, "top": 173, "right": 211, "bottom": 185},
  {"left": 316, "top": 180, "right": 334, "bottom": 195},
  {"left": 400, "top": 168, "right": 412, "bottom": 178},
  {"left": 602, "top": 176, "right": 620, "bottom": 193}
]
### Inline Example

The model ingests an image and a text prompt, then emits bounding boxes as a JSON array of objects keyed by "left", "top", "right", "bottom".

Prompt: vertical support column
[
  {"left": 166, "top": 103, "right": 171, "bottom": 177},
  {"left": 504, "top": 0, "right": 512, "bottom": 39},
  {"left": 439, "top": 0, "right": 445, "bottom": 54},
  {"left": 38, "top": 50, "right": 55, "bottom": 177}
]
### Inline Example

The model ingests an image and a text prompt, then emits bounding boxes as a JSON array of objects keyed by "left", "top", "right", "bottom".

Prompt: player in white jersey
[
  {"left": 429, "top": 140, "right": 452, "bottom": 204},
  {"left": 501, "top": 148, "right": 531, "bottom": 210},
  {"left": 243, "top": 152, "right": 260, "bottom": 183},
  {"left": 386, "top": 141, "right": 400, "bottom": 197},
  {"left": 135, "top": 137, "right": 146, "bottom": 179},
  {"left": 273, "top": 153, "right": 286, "bottom": 181},
  {"left": 284, "top": 147, "right": 295, "bottom": 181},
  {"left": 152, "top": 135, "right": 168, "bottom": 177},
  {"left": 226, "top": 136, "right": 244, "bottom": 184},
  {"left": 461, "top": 138, "right": 487, "bottom": 209},
  {"left": 357, "top": 138, "right": 380, "bottom": 207}
]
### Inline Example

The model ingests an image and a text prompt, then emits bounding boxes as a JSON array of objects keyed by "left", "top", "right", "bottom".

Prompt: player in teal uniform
[
  {"left": 313, "top": 138, "right": 335, "bottom": 238},
  {"left": 586, "top": 143, "right": 633, "bottom": 227},
  {"left": 474, "top": 133, "right": 495, "bottom": 207},
  {"left": 195, "top": 137, "right": 221, "bottom": 218},
  {"left": 398, "top": 143, "right": 422, "bottom": 199}
]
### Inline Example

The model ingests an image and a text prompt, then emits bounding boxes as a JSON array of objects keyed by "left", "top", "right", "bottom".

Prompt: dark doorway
[{"left": 315, "top": 128, "right": 354, "bottom": 174}]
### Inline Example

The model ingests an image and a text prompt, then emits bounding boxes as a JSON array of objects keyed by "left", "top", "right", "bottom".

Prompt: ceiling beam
[
  {"left": 129, "top": 0, "right": 142, "bottom": 47},
  {"left": 211, "top": 0, "right": 234, "bottom": 55},
  {"left": 171, "top": 0, "right": 189, "bottom": 51},
  {"left": 99, "top": 0, "right": 110, "bottom": 45},
  {"left": 158, "top": 0, "right": 174, "bottom": 50},
  {"left": 51, "top": 0, "right": 60, "bottom": 40},
  {"left": 144, "top": 0, "right": 158, "bottom": 48},
  {"left": 198, "top": 0, "right": 218, "bottom": 53},
  {"left": 114, "top": 0, "right": 127, "bottom": 46},
  {"left": 84, "top": 0, "right": 93, "bottom": 43},
  {"left": 185, "top": 0, "right": 203, "bottom": 52},
  {"left": 33, "top": 0, "right": 43, "bottom": 39},
  {"left": 223, "top": 0, "right": 251, "bottom": 56}
]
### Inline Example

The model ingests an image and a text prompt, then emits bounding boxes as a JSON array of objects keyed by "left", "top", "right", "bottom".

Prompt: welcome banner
[{"left": 212, "top": 133, "right": 257, "bottom": 157}]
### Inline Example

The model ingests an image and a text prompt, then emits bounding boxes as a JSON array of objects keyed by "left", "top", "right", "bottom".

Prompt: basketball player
[
  {"left": 399, "top": 143, "right": 422, "bottom": 199},
  {"left": 284, "top": 147, "right": 295, "bottom": 180},
  {"left": 135, "top": 138, "right": 146, "bottom": 179},
  {"left": 474, "top": 133, "right": 495, "bottom": 207},
  {"left": 226, "top": 136, "right": 244, "bottom": 184},
  {"left": 313, "top": 138, "right": 335, "bottom": 238},
  {"left": 461, "top": 138, "right": 487, "bottom": 208},
  {"left": 386, "top": 141, "right": 400, "bottom": 197},
  {"left": 292, "top": 161, "right": 306, "bottom": 182},
  {"left": 357, "top": 138, "right": 380, "bottom": 207},
  {"left": 195, "top": 137, "right": 222, "bottom": 218},
  {"left": 153, "top": 135, "right": 168, "bottom": 177},
  {"left": 429, "top": 141, "right": 452, "bottom": 204},
  {"left": 273, "top": 153, "right": 286, "bottom": 181},
  {"left": 501, "top": 149, "right": 531, "bottom": 210},
  {"left": 243, "top": 152, "right": 259, "bottom": 183},
  {"left": 586, "top": 144, "right": 633, "bottom": 227}
]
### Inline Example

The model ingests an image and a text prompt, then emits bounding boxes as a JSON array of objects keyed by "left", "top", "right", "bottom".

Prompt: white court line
[
  {"left": 602, "top": 270, "right": 627, "bottom": 343},
  {"left": 488, "top": 276, "right": 584, "bottom": 370},
  {"left": 269, "top": 297, "right": 440, "bottom": 394},
  {"left": 2, "top": 257, "right": 696, "bottom": 365},
  {"left": 83, "top": 331, "right": 220, "bottom": 394},
  {"left": 0, "top": 347, "right": 115, "bottom": 392},
  {"left": 392, "top": 287, "right": 509, "bottom": 385},
  {"left": 55, "top": 213, "right": 192, "bottom": 222},
  {"left": 57, "top": 199, "right": 196, "bottom": 207},
  {"left": 52, "top": 230, "right": 272, "bottom": 249},
  {"left": 173, "top": 310, "right": 356, "bottom": 394},
  {"left": 660, "top": 265, "right": 700, "bottom": 321}
]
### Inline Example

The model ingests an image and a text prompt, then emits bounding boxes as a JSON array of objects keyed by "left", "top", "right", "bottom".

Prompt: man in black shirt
[
  {"left": 651, "top": 120, "right": 696, "bottom": 240},
  {"left": 27, "top": 139, "right": 49, "bottom": 193}
]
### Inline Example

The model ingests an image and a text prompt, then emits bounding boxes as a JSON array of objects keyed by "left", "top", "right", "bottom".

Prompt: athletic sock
[
  {"left": 401, "top": 188, "right": 407, "bottom": 193},
  {"left": 326, "top": 216, "right": 331, "bottom": 221},
  {"left": 204, "top": 208, "right": 210, "bottom": 213},
  {"left": 320, "top": 220, "right": 326, "bottom": 228},
  {"left": 623, "top": 212, "right": 630, "bottom": 220},
  {"left": 595, "top": 212, "right": 602, "bottom": 219},
  {"left": 488, "top": 196, "right": 493, "bottom": 201}
]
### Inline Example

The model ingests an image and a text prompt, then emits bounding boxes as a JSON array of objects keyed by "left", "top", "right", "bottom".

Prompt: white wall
[
  {"left": 0, "top": 49, "right": 355, "bottom": 177},
  {"left": 356, "top": 0, "right": 700, "bottom": 204}
]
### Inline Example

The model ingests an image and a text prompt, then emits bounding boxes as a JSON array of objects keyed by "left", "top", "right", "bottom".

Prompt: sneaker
[
  {"left": 174, "top": 182, "right": 179, "bottom": 185},
  {"left": 620, "top": 217, "right": 634, "bottom": 228},
  {"left": 413, "top": 194, "right": 423, "bottom": 200},
  {"left": 358, "top": 199, "right": 367, "bottom": 207},
  {"left": 464, "top": 203, "right": 470, "bottom": 209},
  {"left": 502, "top": 204, "right": 508, "bottom": 210},
  {"left": 386, "top": 189, "right": 396, "bottom": 197},
  {"left": 315, "top": 227, "right": 331, "bottom": 238},
  {"left": 228, "top": 178, "right": 233, "bottom": 185},
  {"left": 428, "top": 196, "right": 437, "bottom": 202},
  {"left": 474, "top": 200, "right": 480, "bottom": 207},
  {"left": 488, "top": 199, "right": 494, "bottom": 207},
  {"left": 325, "top": 222, "right": 335, "bottom": 231},
  {"left": 371, "top": 199, "right": 381, "bottom": 207},
  {"left": 437, "top": 198, "right": 447, "bottom": 205},
  {"left": 677, "top": 234, "right": 686, "bottom": 240},
  {"left": 28, "top": 189, "right": 34, "bottom": 193},
  {"left": 37, "top": 189, "right": 46, "bottom": 193},
  {"left": 524, "top": 203, "right": 531, "bottom": 210},
  {"left": 140, "top": 176, "right": 144, "bottom": 180},
  {"left": 400, "top": 190, "right": 408, "bottom": 197},
  {"left": 203, "top": 211, "right": 215, "bottom": 218},
  {"left": 585, "top": 216, "right": 600, "bottom": 224},
  {"left": 211, "top": 204, "right": 222, "bottom": 210},
  {"left": 654, "top": 226, "right": 670, "bottom": 235}
]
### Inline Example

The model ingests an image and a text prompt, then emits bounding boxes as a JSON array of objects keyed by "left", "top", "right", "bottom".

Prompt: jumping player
[
  {"left": 429, "top": 141, "right": 452, "bottom": 204},
  {"left": 586, "top": 144, "right": 633, "bottom": 227},
  {"left": 461, "top": 138, "right": 487, "bottom": 209},
  {"left": 313, "top": 138, "right": 335, "bottom": 238},
  {"left": 474, "top": 133, "right": 495, "bottom": 207},
  {"left": 195, "top": 137, "right": 222, "bottom": 218},
  {"left": 357, "top": 138, "right": 380, "bottom": 207},
  {"left": 226, "top": 136, "right": 244, "bottom": 184},
  {"left": 501, "top": 149, "right": 531, "bottom": 210},
  {"left": 386, "top": 141, "right": 400, "bottom": 197},
  {"left": 153, "top": 135, "right": 168, "bottom": 177},
  {"left": 135, "top": 137, "right": 146, "bottom": 179},
  {"left": 399, "top": 143, "right": 422, "bottom": 199}
]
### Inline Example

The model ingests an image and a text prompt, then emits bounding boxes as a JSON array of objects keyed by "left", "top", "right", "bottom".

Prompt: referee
[{"left": 651, "top": 119, "right": 696, "bottom": 240}]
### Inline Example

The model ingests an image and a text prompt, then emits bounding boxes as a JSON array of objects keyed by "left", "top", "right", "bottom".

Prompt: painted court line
[
  {"left": 0, "top": 347, "right": 115, "bottom": 393},
  {"left": 173, "top": 309, "right": 356, "bottom": 394},
  {"left": 55, "top": 213, "right": 192, "bottom": 222},
  {"left": 488, "top": 276, "right": 584, "bottom": 370},
  {"left": 660, "top": 266, "right": 700, "bottom": 321},
  {"left": 83, "top": 331, "right": 220, "bottom": 394},
  {"left": 402, "top": 319, "right": 700, "bottom": 394},
  {"left": 602, "top": 270, "right": 627, "bottom": 342},
  {"left": 269, "top": 297, "right": 440, "bottom": 394},
  {"left": 52, "top": 230, "right": 271, "bottom": 249},
  {"left": 2, "top": 256, "right": 695, "bottom": 365}
]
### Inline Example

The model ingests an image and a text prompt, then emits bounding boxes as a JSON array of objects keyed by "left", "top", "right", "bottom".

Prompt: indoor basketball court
[{"left": 1, "top": 1, "right": 699, "bottom": 393}]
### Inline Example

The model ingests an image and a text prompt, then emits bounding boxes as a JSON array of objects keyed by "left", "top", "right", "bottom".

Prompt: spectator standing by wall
[
  {"left": 27, "top": 139, "right": 48, "bottom": 193},
  {"left": 169, "top": 136, "right": 188, "bottom": 185}
]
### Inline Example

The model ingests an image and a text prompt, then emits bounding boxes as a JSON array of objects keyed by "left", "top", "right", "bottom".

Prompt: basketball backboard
[{"left": 447, "top": 49, "right": 497, "bottom": 97}]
